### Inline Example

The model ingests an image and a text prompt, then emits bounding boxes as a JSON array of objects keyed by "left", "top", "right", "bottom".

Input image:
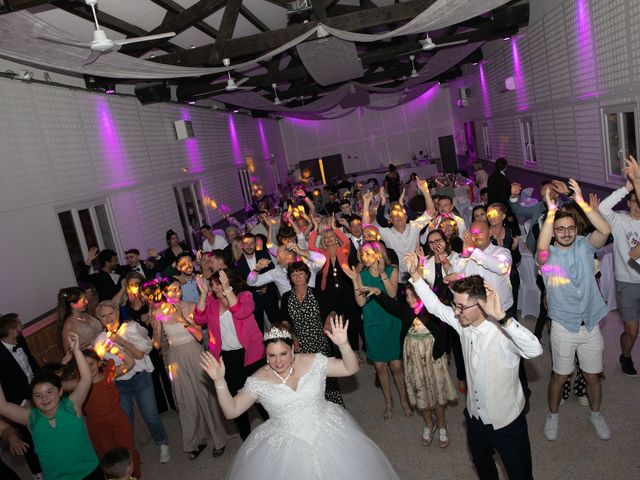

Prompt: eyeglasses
[
  {"left": 451, "top": 302, "right": 479, "bottom": 313},
  {"left": 554, "top": 226, "right": 576, "bottom": 234}
]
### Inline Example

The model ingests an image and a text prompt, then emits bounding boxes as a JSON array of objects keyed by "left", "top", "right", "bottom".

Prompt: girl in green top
[{"left": 0, "top": 332, "right": 102, "bottom": 480}]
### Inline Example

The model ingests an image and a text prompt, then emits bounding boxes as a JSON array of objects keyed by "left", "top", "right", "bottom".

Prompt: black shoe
[{"left": 620, "top": 355, "right": 637, "bottom": 377}]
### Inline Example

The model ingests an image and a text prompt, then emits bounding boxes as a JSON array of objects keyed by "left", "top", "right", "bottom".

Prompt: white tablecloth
[
  {"left": 517, "top": 248, "right": 540, "bottom": 318},
  {"left": 597, "top": 243, "right": 617, "bottom": 312}
]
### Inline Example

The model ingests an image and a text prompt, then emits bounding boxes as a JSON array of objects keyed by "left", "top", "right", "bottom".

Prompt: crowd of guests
[{"left": 0, "top": 155, "right": 638, "bottom": 480}]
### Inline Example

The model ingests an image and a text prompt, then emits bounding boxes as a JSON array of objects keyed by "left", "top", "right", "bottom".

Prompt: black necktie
[{"left": 12, "top": 345, "right": 20, "bottom": 353}]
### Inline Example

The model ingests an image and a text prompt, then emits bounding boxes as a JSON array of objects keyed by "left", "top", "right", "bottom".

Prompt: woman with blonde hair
[{"left": 344, "top": 242, "right": 411, "bottom": 419}]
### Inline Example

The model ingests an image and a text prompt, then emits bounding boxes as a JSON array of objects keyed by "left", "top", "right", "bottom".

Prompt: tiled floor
[{"left": 4, "top": 311, "right": 639, "bottom": 479}]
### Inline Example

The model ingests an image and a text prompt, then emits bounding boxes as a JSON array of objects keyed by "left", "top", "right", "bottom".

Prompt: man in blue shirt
[{"left": 537, "top": 179, "right": 611, "bottom": 441}]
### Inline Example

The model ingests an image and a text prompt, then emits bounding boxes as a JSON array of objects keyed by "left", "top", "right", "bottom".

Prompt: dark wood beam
[
  {"left": 208, "top": 0, "right": 243, "bottom": 64},
  {"left": 52, "top": 1, "right": 147, "bottom": 37},
  {"left": 149, "top": 0, "right": 219, "bottom": 39},
  {"left": 154, "top": 0, "right": 438, "bottom": 66},
  {"left": 311, "top": 0, "right": 329, "bottom": 20},
  {"left": 240, "top": 5, "right": 270, "bottom": 33},
  {"left": 121, "top": 0, "right": 225, "bottom": 54},
  {"left": 263, "top": 0, "right": 289, "bottom": 7},
  {"left": 6, "top": 0, "right": 51, "bottom": 9}
]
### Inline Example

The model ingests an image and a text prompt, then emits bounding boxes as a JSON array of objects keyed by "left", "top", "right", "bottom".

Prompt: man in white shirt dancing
[{"left": 406, "top": 253, "right": 542, "bottom": 480}]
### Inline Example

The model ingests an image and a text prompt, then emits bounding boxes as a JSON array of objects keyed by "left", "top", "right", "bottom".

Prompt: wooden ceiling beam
[
  {"left": 148, "top": 0, "right": 219, "bottom": 39},
  {"left": 153, "top": 0, "right": 438, "bottom": 66},
  {"left": 121, "top": 0, "right": 225, "bottom": 53},
  {"left": 208, "top": 0, "right": 242, "bottom": 64},
  {"left": 240, "top": 5, "right": 270, "bottom": 33}
]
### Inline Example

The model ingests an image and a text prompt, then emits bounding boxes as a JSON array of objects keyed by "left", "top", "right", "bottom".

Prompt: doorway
[
  {"left": 173, "top": 182, "right": 207, "bottom": 250},
  {"left": 438, "top": 135, "right": 457, "bottom": 173}
]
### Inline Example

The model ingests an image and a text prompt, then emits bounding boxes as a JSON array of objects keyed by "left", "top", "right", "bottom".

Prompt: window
[
  {"left": 481, "top": 123, "right": 492, "bottom": 158},
  {"left": 57, "top": 200, "right": 120, "bottom": 284},
  {"left": 519, "top": 117, "right": 536, "bottom": 165},
  {"left": 238, "top": 169, "right": 252, "bottom": 208},
  {"left": 602, "top": 105, "right": 637, "bottom": 179},
  {"left": 173, "top": 181, "right": 208, "bottom": 250}
]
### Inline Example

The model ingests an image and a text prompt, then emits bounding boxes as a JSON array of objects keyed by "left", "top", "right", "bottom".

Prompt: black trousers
[
  {"left": 0, "top": 459, "right": 20, "bottom": 480},
  {"left": 221, "top": 349, "right": 269, "bottom": 440},
  {"left": 252, "top": 288, "right": 280, "bottom": 333},
  {"left": 533, "top": 274, "right": 548, "bottom": 339},
  {"left": 464, "top": 409, "right": 533, "bottom": 480},
  {"left": 445, "top": 324, "right": 466, "bottom": 381}
]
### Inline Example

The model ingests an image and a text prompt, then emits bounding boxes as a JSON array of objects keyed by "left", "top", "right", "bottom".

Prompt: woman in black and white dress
[{"left": 279, "top": 261, "right": 344, "bottom": 406}]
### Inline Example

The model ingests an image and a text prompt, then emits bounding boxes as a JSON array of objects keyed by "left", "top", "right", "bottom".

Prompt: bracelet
[
  {"left": 380, "top": 275, "right": 388, "bottom": 281},
  {"left": 223, "top": 289, "right": 233, "bottom": 295},
  {"left": 497, "top": 314, "right": 511, "bottom": 326},
  {"left": 214, "top": 383, "right": 226, "bottom": 390}
]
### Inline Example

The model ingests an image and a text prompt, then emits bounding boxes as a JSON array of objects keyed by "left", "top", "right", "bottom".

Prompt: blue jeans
[{"left": 116, "top": 371, "right": 168, "bottom": 445}]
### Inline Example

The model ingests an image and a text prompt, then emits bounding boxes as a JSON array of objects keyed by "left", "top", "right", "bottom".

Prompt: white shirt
[
  {"left": 379, "top": 211, "right": 432, "bottom": 281},
  {"left": 245, "top": 254, "right": 257, "bottom": 271},
  {"left": 410, "top": 278, "right": 542, "bottom": 429},
  {"left": 598, "top": 186, "right": 640, "bottom": 283},
  {"left": 129, "top": 263, "right": 147, "bottom": 278},
  {"left": 2, "top": 341, "right": 34, "bottom": 383},
  {"left": 247, "top": 251, "right": 326, "bottom": 295},
  {"left": 202, "top": 235, "right": 229, "bottom": 252},
  {"left": 108, "top": 271, "right": 120, "bottom": 284},
  {"left": 220, "top": 310, "right": 243, "bottom": 351},
  {"left": 110, "top": 322, "right": 155, "bottom": 381},
  {"left": 451, "top": 244, "right": 513, "bottom": 311}
]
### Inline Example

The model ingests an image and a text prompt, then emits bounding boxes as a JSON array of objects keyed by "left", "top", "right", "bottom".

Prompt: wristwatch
[{"left": 497, "top": 314, "right": 511, "bottom": 326}]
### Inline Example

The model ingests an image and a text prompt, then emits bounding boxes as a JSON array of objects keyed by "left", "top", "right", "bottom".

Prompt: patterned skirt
[{"left": 403, "top": 328, "right": 458, "bottom": 411}]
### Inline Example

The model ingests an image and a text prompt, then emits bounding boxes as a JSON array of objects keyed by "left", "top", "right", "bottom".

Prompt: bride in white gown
[{"left": 201, "top": 316, "right": 401, "bottom": 480}]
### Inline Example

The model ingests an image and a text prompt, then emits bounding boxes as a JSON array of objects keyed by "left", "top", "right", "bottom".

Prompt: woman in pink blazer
[{"left": 194, "top": 269, "right": 268, "bottom": 440}]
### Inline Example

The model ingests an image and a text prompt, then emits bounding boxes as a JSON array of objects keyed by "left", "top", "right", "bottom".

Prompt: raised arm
[
  {"left": 325, "top": 316, "right": 360, "bottom": 377},
  {"left": 536, "top": 188, "right": 558, "bottom": 265},
  {"left": 0, "top": 386, "right": 29, "bottom": 427},
  {"left": 362, "top": 191, "right": 373, "bottom": 225},
  {"left": 417, "top": 177, "right": 437, "bottom": 217},
  {"left": 569, "top": 179, "right": 611, "bottom": 249},
  {"left": 68, "top": 332, "right": 93, "bottom": 413},
  {"left": 200, "top": 352, "right": 257, "bottom": 419}
]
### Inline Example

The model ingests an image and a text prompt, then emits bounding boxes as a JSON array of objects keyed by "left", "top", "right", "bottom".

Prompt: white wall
[
  {"left": 0, "top": 78, "right": 286, "bottom": 321},
  {"left": 449, "top": 0, "right": 639, "bottom": 187},
  {"left": 279, "top": 87, "right": 456, "bottom": 174}
]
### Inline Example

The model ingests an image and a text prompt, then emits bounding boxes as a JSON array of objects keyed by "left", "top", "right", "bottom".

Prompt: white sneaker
[
  {"left": 422, "top": 424, "right": 436, "bottom": 447},
  {"left": 544, "top": 413, "right": 559, "bottom": 441},
  {"left": 590, "top": 412, "right": 610, "bottom": 440},
  {"left": 438, "top": 428, "right": 450, "bottom": 448},
  {"left": 160, "top": 444, "right": 171, "bottom": 463}
]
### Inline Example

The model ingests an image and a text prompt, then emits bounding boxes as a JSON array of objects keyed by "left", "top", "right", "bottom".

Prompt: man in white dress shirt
[
  {"left": 200, "top": 224, "right": 229, "bottom": 252},
  {"left": 406, "top": 253, "right": 542, "bottom": 480},
  {"left": 247, "top": 244, "right": 326, "bottom": 296}
]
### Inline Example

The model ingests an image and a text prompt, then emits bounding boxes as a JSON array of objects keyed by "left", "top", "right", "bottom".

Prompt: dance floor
[{"left": 3, "top": 311, "right": 639, "bottom": 479}]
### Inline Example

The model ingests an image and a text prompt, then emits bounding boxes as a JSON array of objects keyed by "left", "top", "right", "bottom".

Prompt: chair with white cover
[{"left": 520, "top": 187, "right": 534, "bottom": 201}]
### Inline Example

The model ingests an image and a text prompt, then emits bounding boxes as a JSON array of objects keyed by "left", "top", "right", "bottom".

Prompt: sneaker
[
  {"left": 577, "top": 395, "right": 590, "bottom": 407},
  {"left": 438, "top": 428, "right": 450, "bottom": 448},
  {"left": 620, "top": 355, "right": 638, "bottom": 377},
  {"left": 160, "top": 444, "right": 171, "bottom": 463},
  {"left": 422, "top": 424, "right": 437, "bottom": 447},
  {"left": 33, "top": 474, "right": 44, "bottom": 480},
  {"left": 544, "top": 413, "right": 559, "bottom": 441},
  {"left": 590, "top": 412, "right": 611, "bottom": 440}
]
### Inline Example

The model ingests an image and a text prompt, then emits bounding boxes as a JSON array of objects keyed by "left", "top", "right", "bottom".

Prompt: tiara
[{"left": 264, "top": 327, "right": 292, "bottom": 341}]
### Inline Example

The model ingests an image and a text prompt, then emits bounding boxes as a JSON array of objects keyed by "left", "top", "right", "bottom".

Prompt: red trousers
[{"left": 86, "top": 409, "right": 141, "bottom": 478}]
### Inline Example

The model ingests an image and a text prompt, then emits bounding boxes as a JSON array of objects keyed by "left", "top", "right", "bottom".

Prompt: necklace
[{"left": 271, "top": 365, "right": 294, "bottom": 384}]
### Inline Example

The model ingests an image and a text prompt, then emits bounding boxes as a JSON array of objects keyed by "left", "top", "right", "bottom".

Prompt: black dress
[
  {"left": 318, "top": 257, "right": 362, "bottom": 352},
  {"left": 281, "top": 287, "right": 344, "bottom": 406}
]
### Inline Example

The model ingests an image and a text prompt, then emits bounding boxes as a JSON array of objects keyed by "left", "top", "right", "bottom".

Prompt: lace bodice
[
  {"left": 244, "top": 354, "right": 335, "bottom": 443},
  {"left": 162, "top": 321, "right": 196, "bottom": 347}
]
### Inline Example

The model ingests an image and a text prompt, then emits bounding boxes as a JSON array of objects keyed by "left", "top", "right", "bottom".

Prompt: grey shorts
[{"left": 615, "top": 280, "right": 640, "bottom": 321}]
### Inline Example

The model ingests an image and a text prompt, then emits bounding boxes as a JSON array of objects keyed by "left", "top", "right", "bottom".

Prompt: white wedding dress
[{"left": 226, "top": 354, "right": 401, "bottom": 480}]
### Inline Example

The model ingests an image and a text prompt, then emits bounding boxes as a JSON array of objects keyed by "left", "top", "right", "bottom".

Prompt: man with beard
[
  {"left": 537, "top": 179, "right": 612, "bottom": 441},
  {"left": 0, "top": 313, "right": 43, "bottom": 479},
  {"left": 174, "top": 252, "right": 199, "bottom": 302}
]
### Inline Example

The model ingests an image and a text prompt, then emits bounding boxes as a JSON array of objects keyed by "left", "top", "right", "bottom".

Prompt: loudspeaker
[
  {"left": 135, "top": 82, "right": 171, "bottom": 105},
  {"left": 173, "top": 120, "right": 195, "bottom": 141}
]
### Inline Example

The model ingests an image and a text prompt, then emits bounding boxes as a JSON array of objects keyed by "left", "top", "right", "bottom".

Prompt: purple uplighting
[
  {"left": 180, "top": 109, "right": 203, "bottom": 173},
  {"left": 227, "top": 115, "right": 244, "bottom": 166},
  {"left": 257, "top": 119, "right": 271, "bottom": 161},
  {"left": 575, "top": 0, "right": 598, "bottom": 99},
  {"left": 511, "top": 38, "right": 529, "bottom": 112},
  {"left": 479, "top": 63, "right": 492, "bottom": 118},
  {"left": 96, "top": 98, "right": 133, "bottom": 189}
]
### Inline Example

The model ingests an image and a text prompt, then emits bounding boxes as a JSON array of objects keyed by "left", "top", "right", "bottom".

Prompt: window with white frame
[
  {"left": 57, "top": 200, "right": 120, "bottom": 284},
  {"left": 519, "top": 117, "right": 536, "bottom": 165},
  {"left": 602, "top": 105, "right": 637, "bottom": 179},
  {"left": 481, "top": 123, "right": 492, "bottom": 158},
  {"left": 173, "top": 182, "right": 208, "bottom": 250}
]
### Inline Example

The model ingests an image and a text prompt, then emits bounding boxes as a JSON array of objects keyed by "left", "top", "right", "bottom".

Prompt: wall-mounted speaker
[
  {"left": 173, "top": 120, "right": 195, "bottom": 141},
  {"left": 135, "top": 82, "right": 171, "bottom": 105}
]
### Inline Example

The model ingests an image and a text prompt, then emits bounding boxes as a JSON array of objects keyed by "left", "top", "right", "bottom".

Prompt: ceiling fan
[
  {"left": 271, "top": 83, "right": 296, "bottom": 105},
  {"left": 38, "top": 0, "right": 176, "bottom": 66},
  {"left": 404, "top": 34, "right": 468, "bottom": 55}
]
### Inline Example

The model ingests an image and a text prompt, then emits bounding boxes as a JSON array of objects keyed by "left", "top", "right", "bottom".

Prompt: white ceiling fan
[
  {"left": 38, "top": 0, "right": 176, "bottom": 66},
  {"left": 271, "top": 83, "right": 296, "bottom": 105},
  {"left": 405, "top": 34, "right": 468, "bottom": 55}
]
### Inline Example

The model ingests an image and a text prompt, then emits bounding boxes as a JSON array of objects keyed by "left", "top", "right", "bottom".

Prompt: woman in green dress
[{"left": 345, "top": 241, "right": 412, "bottom": 419}]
